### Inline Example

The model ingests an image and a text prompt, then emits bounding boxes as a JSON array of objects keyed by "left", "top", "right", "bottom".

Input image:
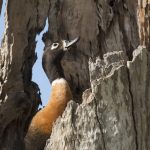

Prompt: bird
[{"left": 25, "top": 37, "right": 79, "bottom": 150}]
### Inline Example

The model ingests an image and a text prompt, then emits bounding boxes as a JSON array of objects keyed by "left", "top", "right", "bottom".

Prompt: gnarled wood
[
  {"left": 0, "top": 0, "right": 49, "bottom": 149},
  {"left": 46, "top": 46, "right": 150, "bottom": 150},
  {"left": 0, "top": 0, "right": 149, "bottom": 149}
]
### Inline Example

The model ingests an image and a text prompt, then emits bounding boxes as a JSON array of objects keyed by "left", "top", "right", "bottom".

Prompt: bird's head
[
  {"left": 45, "top": 37, "right": 79, "bottom": 55},
  {"left": 42, "top": 37, "right": 79, "bottom": 83}
]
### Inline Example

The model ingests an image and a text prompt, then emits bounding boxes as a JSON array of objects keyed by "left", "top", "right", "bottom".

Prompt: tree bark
[
  {"left": 0, "top": 0, "right": 2, "bottom": 15},
  {"left": 0, "top": 0, "right": 149, "bottom": 150},
  {"left": 44, "top": 0, "right": 150, "bottom": 150},
  {"left": 0, "top": 0, "right": 49, "bottom": 149}
]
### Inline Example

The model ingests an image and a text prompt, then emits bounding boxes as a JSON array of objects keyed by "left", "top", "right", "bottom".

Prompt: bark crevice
[
  {"left": 127, "top": 67, "right": 138, "bottom": 150},
  {"left": 0, "top": 0, "right": 149, "bottom": 149},
  {"left": 94, "top": 97, "right": 107, "bottom": 150}
]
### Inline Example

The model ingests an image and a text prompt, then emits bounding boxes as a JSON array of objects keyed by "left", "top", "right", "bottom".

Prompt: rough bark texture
[
  {"left": 0, "top": 0, "right": 49, "bottom": 149},
  {"left": 137, "top": 0, "right": 150, "bottom": 49},
  {"left": 0, "top": 0, "right": 149, "bottom": 150},
  {"left": 45, "top": 46, "right": 150, "bottom": 150},
  {"left": 44, "top": 0, "right": 150, "bottom": 149}
]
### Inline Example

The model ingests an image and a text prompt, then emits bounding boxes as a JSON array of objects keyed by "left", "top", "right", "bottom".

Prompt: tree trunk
[
  {"left": 0, "top": 0, "right": 2, "bottom": 15},
  {"left": 0, "top": 0, "right": 49, "bottom": 149},
  {"left": 0, "top": 0, "right": 149, "bottom": 150}
]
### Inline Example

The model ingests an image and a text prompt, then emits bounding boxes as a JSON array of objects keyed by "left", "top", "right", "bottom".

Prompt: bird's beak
[{"left": 62, "top": 37, "right": 80, "bottom": 51}]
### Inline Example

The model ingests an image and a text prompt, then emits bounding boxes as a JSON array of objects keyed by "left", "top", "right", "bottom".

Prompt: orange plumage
[
  {"left": 25, "top": 37, "right": 79, "bottom": 150},
  {"left": 25, "top": 79, "right": 72, "bottom": 150}
]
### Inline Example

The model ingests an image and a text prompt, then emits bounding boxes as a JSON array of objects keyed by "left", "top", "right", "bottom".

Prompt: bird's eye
[
  {"left": 51, "top": 43, "right": 59, "bottom": 50},
  {"left": 54, "top": 43, "right": 58, "bottom": 46}
]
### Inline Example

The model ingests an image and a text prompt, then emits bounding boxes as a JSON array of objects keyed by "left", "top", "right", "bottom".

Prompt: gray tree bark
[
  {"left": 0, "top": 0, "right": 49, "bottom": 149},
  {"left": 0, "top": 0, "right": 149, "bottom": 150}
]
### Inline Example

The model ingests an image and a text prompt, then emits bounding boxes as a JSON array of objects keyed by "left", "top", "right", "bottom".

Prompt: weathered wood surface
[
  {"left": 0, "top": 0, "right": 149, "bottom": 149},
  {"left": 44, "top": 0, "right": 150, "bottom": 149},
  {"left": 46, "top": 0, "right": 140, "bottom": 101},
  {"left": 0, "top": 0, "right": 49, "bottom": 149},
  {"left": 45, "top": 46, "right": 150, "bottom": 150}
]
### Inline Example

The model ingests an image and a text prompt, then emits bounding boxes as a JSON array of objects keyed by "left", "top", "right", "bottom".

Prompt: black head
[{"left": 42, "top": 37, "right": 79, "bottom": 83}]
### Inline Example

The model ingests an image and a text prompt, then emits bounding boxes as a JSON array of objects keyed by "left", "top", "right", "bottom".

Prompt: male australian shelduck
[{"left": 25, "top": 37, "right": 79, "bottom": 150}]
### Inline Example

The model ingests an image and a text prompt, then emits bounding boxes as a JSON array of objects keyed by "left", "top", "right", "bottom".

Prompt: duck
[{"left": 25, "top": 37, "right": 79, "bottom": 150}]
